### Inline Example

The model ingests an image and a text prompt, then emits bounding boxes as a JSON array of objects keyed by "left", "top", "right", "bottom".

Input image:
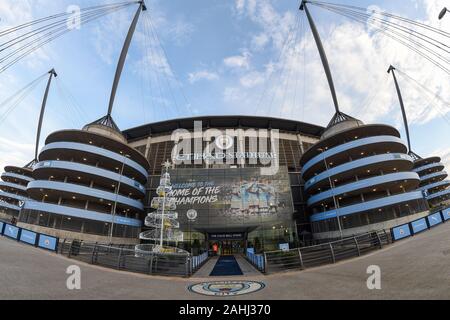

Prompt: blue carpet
[{"left": 210, "top": 255, "right": 243, "bottom": 276}]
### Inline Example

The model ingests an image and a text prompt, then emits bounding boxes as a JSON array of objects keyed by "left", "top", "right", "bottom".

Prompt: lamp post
[
  {"left": 439, "top": 7, "right": 448, "bottom": 20},
  {"left": 317, "top": 148, "right": 343, "bottom": 239},
  {"left": 109, "top": 153, "right": 130, "bottom": 243}
]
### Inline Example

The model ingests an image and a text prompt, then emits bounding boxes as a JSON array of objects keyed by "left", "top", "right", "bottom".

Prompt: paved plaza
[{"left": 0, "top": 222, "right": 449, "bottom": 300}]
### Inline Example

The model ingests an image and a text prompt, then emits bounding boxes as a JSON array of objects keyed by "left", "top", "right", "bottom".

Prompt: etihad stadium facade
[{"left": 0, "top": 114, "right": 435, "bottom": 251}]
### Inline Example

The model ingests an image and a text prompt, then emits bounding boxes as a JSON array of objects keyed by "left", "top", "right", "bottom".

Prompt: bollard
[
  {"left": 329, "top": 243, "right": 336, "bottom": 263},
  {"left": 354, "top": 237, "right": 361, "bottom": 256},
  {"left": 297, "top": 248, "right": 305, "bottom": 269}
]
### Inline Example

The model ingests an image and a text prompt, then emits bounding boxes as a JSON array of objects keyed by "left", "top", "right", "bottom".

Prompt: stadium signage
[{"left": 171, "top": 121, "right": 280, "bottom": 175}]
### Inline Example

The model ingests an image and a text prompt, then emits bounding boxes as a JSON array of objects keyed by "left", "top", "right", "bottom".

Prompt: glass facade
[
  {"left": 311, "top": 198, "right": 428, "bottom": 233},
  {"left": 136, "top": 134, "right": 317, "bottom": 249},
  {"left": 142, "top": 166, "right": 297, "bottom": 252},
  {"left": 18, "top": 208, "right": 140, "bottom": 238}
]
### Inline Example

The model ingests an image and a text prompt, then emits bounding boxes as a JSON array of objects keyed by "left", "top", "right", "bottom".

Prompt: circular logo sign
[
  {"left": 186, "top": 209, "right": 198, "bottom": 220},
  {"left": 188, "top": 281, "right": 265, "bottom": 296},
  {"left": 215, "top": 134, "right": 234, "bottom": 150}
]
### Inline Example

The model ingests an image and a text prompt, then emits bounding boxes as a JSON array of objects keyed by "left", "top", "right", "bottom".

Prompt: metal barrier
[
  {"left": 59, "top": 240, "right": 192, "bottom": 277},
  {"left": 246, "top": 251, "right": 265, "bottom": 272},
  {"left": 0, "top": 221, "right": 59, "bottom": 252},
  {"left": 263, "top": 229, "right": 392, "bottom": 274},
  {"left": 59, "top": 240, "right": 211, "bottom": 277},
  {"left": 190, "top": 251, "right": 209, "bottom": 274}
]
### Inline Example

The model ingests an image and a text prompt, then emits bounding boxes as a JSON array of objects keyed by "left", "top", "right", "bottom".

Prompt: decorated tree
[{"left": 135, "top": 161, "right": 185, "bottom": 254}]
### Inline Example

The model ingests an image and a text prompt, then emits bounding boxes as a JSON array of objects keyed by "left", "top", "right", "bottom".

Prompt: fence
[
  {"left": 59, "top": 239, "right": 209, "bottom": 277},
  {"left": 262, "top": 230, "right": 391, "bottom": 274},
  {"left": 191, "top": 251, "right": 209, "bottom": 271},
  {"left": 0, "top": 220, "right": 59, "bottom": 252},
  {"left": 246, "top": 251, "right": 265, "bottom": 272}
]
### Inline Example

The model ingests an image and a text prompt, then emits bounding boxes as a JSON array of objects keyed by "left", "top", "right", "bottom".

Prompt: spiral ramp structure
[
  {"left": 18, "top": 116, "right": 150, "bottom": 244},
  {"left": 413, "top": 156, "right": 450, "bottom": 208},
  {"left": 0, "top": 164, "right": 34, "bottom": 221},
  {"left": 300, "top": 112, "right": 429, "bottom": 240}
]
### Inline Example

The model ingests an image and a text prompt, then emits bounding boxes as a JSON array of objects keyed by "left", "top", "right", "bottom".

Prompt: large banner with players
[{"left": 168, "top": 166, "right": 294, "bottom": 231}]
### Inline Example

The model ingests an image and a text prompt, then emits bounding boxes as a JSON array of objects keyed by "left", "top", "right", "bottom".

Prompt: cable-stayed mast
[
  {"left": 300, "top": 0, "right": 339, "bottom": 113},
  {"left": 34, "top": 68, "right": 57, "bottom": 161},
  {"left": 87, "top": 1, "right": 146, "bottom": 133},
  {"left": 107, "top": 1, "right": 146, "bottom": 117},
  {"left": 386, "top": 65, "right": 415, "bottom": 155}
]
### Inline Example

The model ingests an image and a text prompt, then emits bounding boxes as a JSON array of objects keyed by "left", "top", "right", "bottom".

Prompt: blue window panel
[
  {"left": 38, "top": 234, "right": 58, "bottom": 251},
  {"left": 442, "top": 208, "right": 450, "bottom": 221},
  {"left": 427, "top": 212, "right": 443, "bottom": 227},
  {"left": 392, "top": 224, "right": 411, "bottom": 241},
  {"left": 20, "top": 229, "right": 37, "bottom": 245},
  {"left": 410, "top": 218, "right": 428, "bottom": 234},
  {"left": 0, "top": 221, "right": 4, "bottom": 234},
  {"left": 3, "top": 224, "right": 19, "bottom": 239}
]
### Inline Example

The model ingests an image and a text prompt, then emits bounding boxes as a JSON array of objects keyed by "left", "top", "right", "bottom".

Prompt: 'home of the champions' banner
[{"left": 168, "top": 167, "right": 294, "bottom": 229}]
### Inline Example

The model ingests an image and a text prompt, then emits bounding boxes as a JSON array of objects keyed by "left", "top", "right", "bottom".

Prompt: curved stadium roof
[{"left": 122, "top": 115, "right": 325, "bottom": 142}]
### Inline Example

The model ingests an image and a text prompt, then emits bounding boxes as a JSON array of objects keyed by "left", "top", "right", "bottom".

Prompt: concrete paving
[{"left": 0, "top": 222, "right": 449, "bottom": 300}]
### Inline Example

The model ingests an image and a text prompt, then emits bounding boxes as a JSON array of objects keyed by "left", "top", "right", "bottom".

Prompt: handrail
[{"left": 263, "top": 229, "right": 392, "bottom": 274}]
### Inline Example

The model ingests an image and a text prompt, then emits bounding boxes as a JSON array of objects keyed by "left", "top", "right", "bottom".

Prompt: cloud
[
  {"left": 239, "top": 71, "right": 264, "bottom": 88},
  {"left": 225, "top": 0, "right": 450, "bottom": 128},
  {"left": 188, "top": 70, "right": 219, "bottom": 83},
  {"left": 223, "top": 51, "right": 251, "bottom": 70},
  {"left": 431, "top": 147, "right": 450, "bottom": 172},
  {"left": 167, "top": 19, "right": 195, "bottom": 46}
]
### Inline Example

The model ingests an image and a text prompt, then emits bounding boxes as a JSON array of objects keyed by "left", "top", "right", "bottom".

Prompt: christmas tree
[{"left": 135, "top": 160, "right": 184, "bottom": 254}]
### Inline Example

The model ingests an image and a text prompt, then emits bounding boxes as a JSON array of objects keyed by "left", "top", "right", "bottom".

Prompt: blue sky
[{"left": 0, "top": 0, "right": 449, "bottom": 170}]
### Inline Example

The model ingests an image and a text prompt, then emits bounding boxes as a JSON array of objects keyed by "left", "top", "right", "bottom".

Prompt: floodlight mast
[
  {"left": 300, "top": 0, "right": 340, "bottom": 113},
  {"left": 387, "top": 65, "right": 413, "bottom": 154},
  {"left": 107, "top": 1, "right": 147, "bottom": 117},
  {"left": 34, "top": 68, "right": 57, "bottom": 161}
]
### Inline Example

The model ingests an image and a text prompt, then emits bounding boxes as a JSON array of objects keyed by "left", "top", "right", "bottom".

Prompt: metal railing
[
  {"left": 246, "top": 251, "right": 265, "bottom": 272},
  {"left": 59, "top": 239, "right": 209, "bottom": 277},
  {"left": 262, "top": 230, "right": 391, "bottom": 274}
]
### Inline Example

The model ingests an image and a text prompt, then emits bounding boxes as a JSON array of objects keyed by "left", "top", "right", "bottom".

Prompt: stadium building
[
  {"left": 300, "top": 112, "right": 429, "bottom": 239},
  {"left": 8, "top": 114, "right": 437, "bottom": 251},
  {"left": 17, "top": 116, "right": 150, "bottom": 244},
  {"left": 413, "top": 156, "right": 450, "bottom": 208},
  {"left": 0, "top": 164, "right": 34, "bottom": 221}
]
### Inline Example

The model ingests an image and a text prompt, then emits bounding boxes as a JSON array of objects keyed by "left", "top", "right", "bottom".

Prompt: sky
[{"left": 0, "top": 0, "right": 449, "bottom": 171}]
